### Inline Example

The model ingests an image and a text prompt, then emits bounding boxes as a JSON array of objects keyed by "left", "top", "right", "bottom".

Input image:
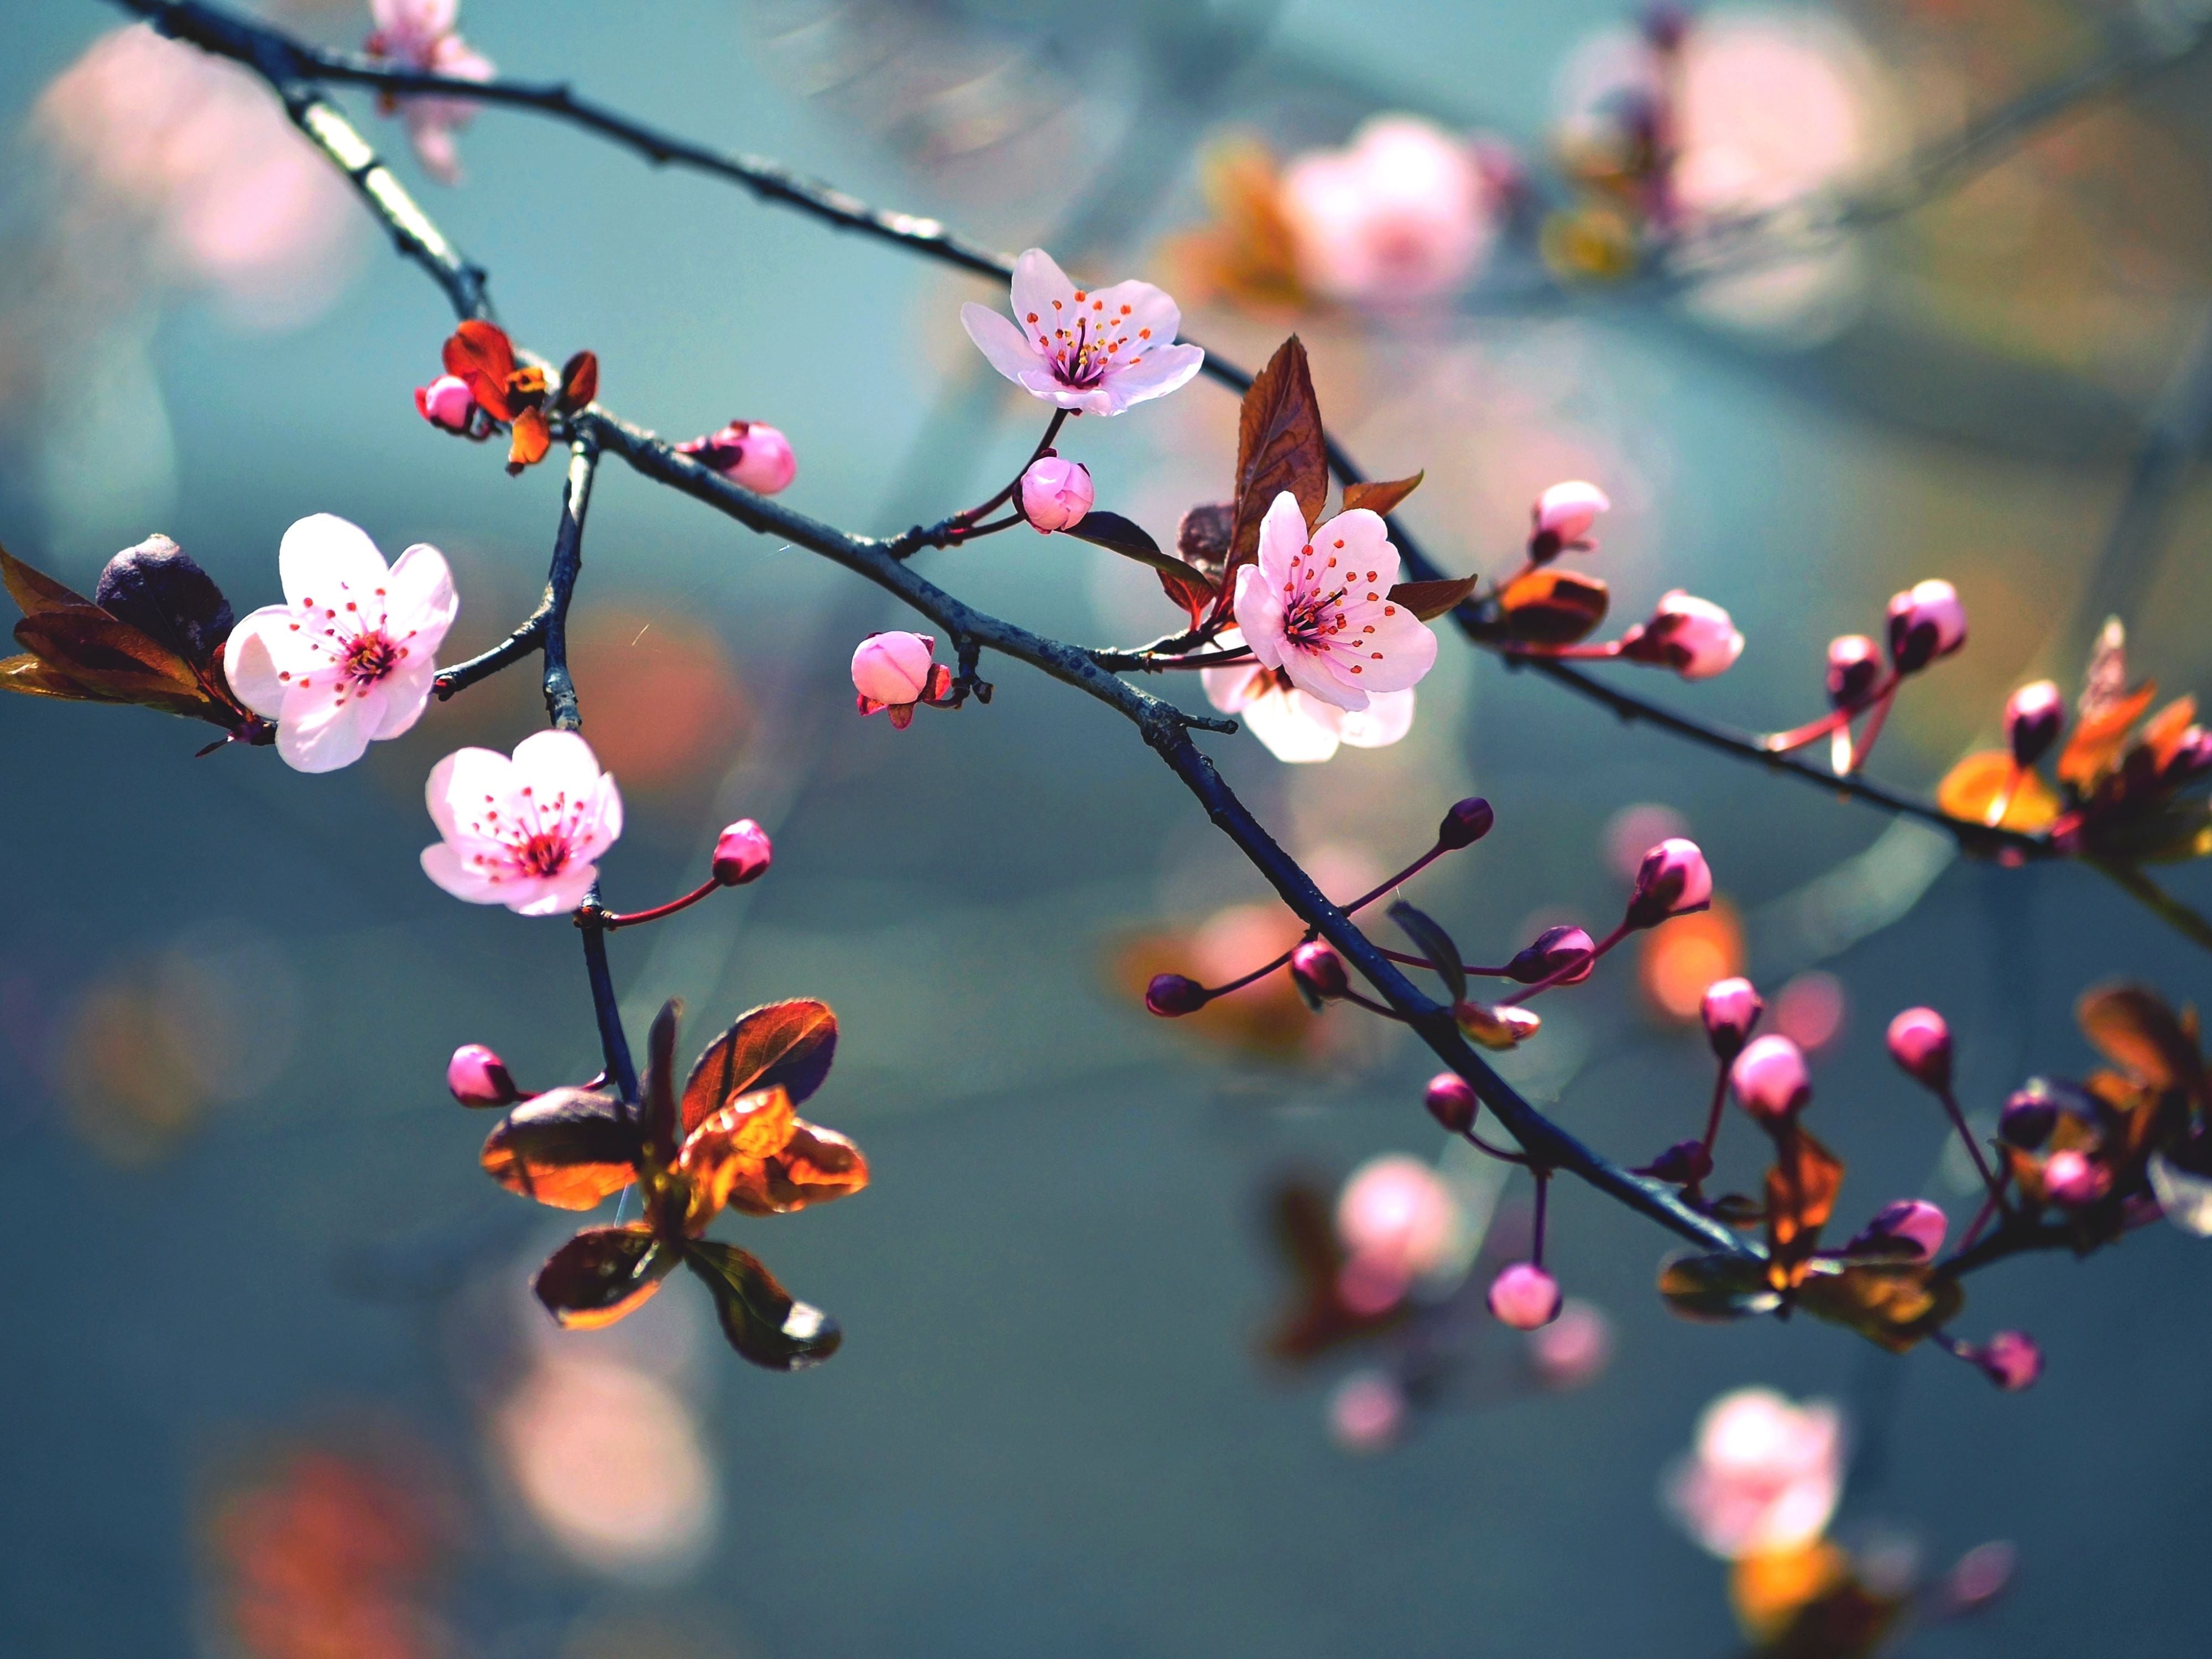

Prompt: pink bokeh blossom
[
  {"left": 1280, "top": 116, "right": 1499, "bottom": 305},
  {"left": 1666, "top": 1386, "right": 1845, "bottom": 1560},
  {"left": 366, "top": 0, "right": 495, "bottom": 185},
  {"left": 420, "top": 731, "right": 624, "bottom": 915}
]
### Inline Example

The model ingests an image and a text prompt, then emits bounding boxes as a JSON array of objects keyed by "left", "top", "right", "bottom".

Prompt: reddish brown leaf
[
  {"left": 0, "top": 545, "right": 95, "bottom": 619},
  {"left": 0, "top": 652, "right": 114, "bottom": 702},
  {"left": 2077, "top": 982, "right": 2204, "bottom": 1098},
  {"left": 505, "top": 408, "right": 552, "bottom": 474},
  {"left": 1341, "top": 471, "right": 1423, "bottom": 518},
  {"left": 533, "top": 1225, "right": 675, "bottom": 1329},
  {"left": 641, "top": 997, "right": 683, "bottom": 1162},
  {"left": 677, "top": 1085, "right": 797, "bottom": 1228},
  {"left": 1795, "top": 1261, "right": 1962, "bottom": 1354},
  {"left": 444, "top": 320, "right": 518, "bottom": 417},
  {"left": 1156, "top": 565, "right": 1217, "bottom": 628},
  {"left": 556, "top": 349, "right": 599, "bottom": 413},
  {"left": 1261, "top": 1180, "right": 1401, "bottom": 1360},
  {"left": 2059, "top": 681, "right": 2156, "bottom": 790},
  {"left": 723, "top": 1122, "right": 870, "bottom": 1217},
  {"left": 1218, "top": 336, "right": 1328, "bottom": 611},
  {"left": 1497, "top": 567, "right": 1609, "bottom": 645},
  {"left": 1385, "top": 574, "right": 1479, "bottom": 622},
  {"left": 1765, "top": 1127, "right": 1844, "bottom": 1291},
  {"left": 682, "top": 1240, "right": 842, "bottom": 1370},
  {"left": 479, "top": 1086, "right": 640, "bottom": 1211},
  {"left": 12, "top": 612, "right": 222, "bottom": 722},
  {"left": 680, "top": 999, "right": 838, "bottom": 1134}
]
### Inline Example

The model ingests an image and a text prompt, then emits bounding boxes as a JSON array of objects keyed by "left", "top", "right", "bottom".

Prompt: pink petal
[
  {"left": 278, "top": 513, "right": 388, "bottom": 611},
  {"left": 510, "top": 862, "right": 598, "bottom": 917},
  {"left": 509, "top": 729, "right": 606, "bottom": 808},
  {"left": 1279, "top": 647, "right": 1369, "bottom": 712},
  {"left": 1339, "top": 603, "right": 1438, "bottom": 693},
  {"left": 384, "top": 542, "right": 458, "bottom": 648},
  {"left": 1254, "top": 491, "right": 1311, "bottom": 589},
  {"left": 1232, "top": 565, "right": 1288, "bottom": 669},
  {"left": 369, "top": 660, "right": 437, "bottom": 739},
  {"left": 1241, "top": 685, "right": 1343, "bottom": 762},
  {"left": 1098, "top": 342, "right": 1204, "bottom": 409},
  {"left": 1008, "top": 247, "right": 1078, "bottom": 332},
  {"left": 221, "top": 605, "right": 295, "bottom": 718},
  {"left": 1312, "top": 508, "right": 1400, "bottom": 589},
  {"left": 425, "top": 744, "right": 513, "bottom": 844},
  {"left": 1337, "top": 687, "right": 1416, "bottom": 748},
  {"left": 961, "top": 304, "right": 1046, "bottom": 389},
  {"left": 275, "top": 682, "right": 375, "bottom": 773},
  {"left": 420, "top": 839, "right": 507, "bottom": 904},
  {"left": 1086, "top": 276, "right": 1181, "bottom": 349}
]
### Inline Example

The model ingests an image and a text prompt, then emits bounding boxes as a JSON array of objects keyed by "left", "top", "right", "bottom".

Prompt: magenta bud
[
  {"left": 1528, "top": 480, "right": 1609, "bottom": 561},
  {"left": 2004, "top": 680, "right": 2064, "bottom": 769},
  {"left": 2162, "top": 725, "right": 2212, "bottom": 785},
  {"left": 414, "top": 373, "right": 476, "bottom": 435},
  {"left": 712, "top": 818, "right": 773, "bottom": 886},
  {"left": 1616, "top": 591, "right": 1744, "bottom": 681},
  {"left": 1424, "top": 1071, "right": 1479, "bottom": 1134},
  {"left": 1885, "top": 578, "right": 1968, "bottom": 674},
  {"left": 1145, "top": 973, "right": 1209, "bottom": 1018},
  {"left": 1699, "top": 976, "right": 1764, "bottom": 1059},
  {"left": 852, "top": 630, "right": 938, "bottom": 716},
  {"left": 1846, "top": 1197, "right": 1948, "bottom": 1262},
  {"left": 1626, "top": 837, "right": 1713, "bottom": 928},
  {"left": 2042, "top": 1148, "right": 2110, "bottom": 1207},
  {"left": 1506, "top": 925, "right": 1595, "bottom": 985},
  {"left": 676, "top": 420, "right": 796, "bottom": 494},
  {"left": 1437, "top": 796, "right": 1495, "bottom": 849},
  {"left": 1973, "top": 1330, "right": 2043, "bottom": 1392},
  {"left": 1825, "top": 634, "right": 1881, "bottom": 709},
  {"left": 1634, "top": 1139, "right": 1713, "bottom": 1185},
  {"left": 1731, "top": 1034, "right": 1810, "bottom": 1120},
  {"left": 1290, "top": 941, "right": 1350, "bottom": 1002},
  {"left": 1999, "top": 1085, "right": 2060, "bottom": 1150},
  {"left": 1486, "top": 1262, "right": 1563, "bottom": 1330},
  {"left": 1885, "top": 1006, "right": 1953, "bottom": 1092},
  {"left": 1018, "top": 455, "right": 1094, "bottom": 533},
  {"left": 447, "top": 1042, "right": 519, "bottom": 1108}
]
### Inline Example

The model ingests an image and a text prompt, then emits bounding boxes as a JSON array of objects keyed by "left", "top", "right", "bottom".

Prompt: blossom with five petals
[
  {"left": 961, "top": 248, "right": 1205, "bottom": 416},
  {"left": 1201, "top": 629, "right": 1415, "bottom": 762},
  {"left": 226, "top": 514, "right": 457, "bottom": 773},
  {"left": 421, "top": 729, "right": 624, "bottom": 915},
  {"left": 364, "top": 0, "right": 494, "bottom": 184},
  {"left": 1230, "top": 492, "right": 1438, "bottom": 712}
]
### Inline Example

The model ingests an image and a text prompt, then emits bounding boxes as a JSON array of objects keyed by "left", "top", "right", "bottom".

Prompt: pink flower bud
[
  {"left": 852, "top": 630, "right": 938, "bottom": 717},
  {"left": 1885, "top": 1006, "right": 1952, "bottom": 1092},
  {"left": 1885, "top": 578, "right": 1967, "bottom": 674},
  {"left": 1436, "top": 795, "right": 1495, "bottom": 849},
  {"left": 2042, "top": 1148, "right": 2109, "bottom": 1207},
  {"left": 1424, "top": 1071, "right": 1478, "bottom": 1134},
  {"left": 1529, "top": 480, "right": 1609, "bottom": 559},
  {"left": 1626, "top": 837, "right": 1713, "bottom": 927},
  {"left": 1145, "top": 973, "right": 1209, "bottom": 1017},
  {"left": 1846, "top": 1198, "right": 1948, "bottom": 1262},
  {"left": 1528, "top": 1299, "right": 1613, "bottom": 1389},
  {"left": 1018, "top": 455, "right": 1094, "bottom": 533},
  {"left": 1731, "top": 1034, "right": 1811, "bottom": 1120},
  {"left": 1506, "top": 925, "right": 1595, "bottom": 985},
  {"left": 1291, "top": 940, "right": 1350, "bottom": 1001},
  {"left": 2004, "top": 680, "right": 2064, "bottom": 769},
  {"left": 415, "top": 373, "right": 476, "bottom": 435},
  {"left": 1699, "top": 977, "right": 1764, "bottom": 1059},
  {"left": 1486, "top": 1262, "right": 1563, "bottom": 1330},
  {"left": 1618, "top": 591, "right": 1744, "bottom": 680},
  {"left": 1972, "top": 1329, "right": 2043, "bottom": 1391},
  {"left": 677, "top": 420, "right": 797, "bottom": 494},
  {"left": 447, "top": 1042, "right": 519, "bottom": 1108},
  {"left": 1825, "top": 634, "right": 1881, "bottom": 709},
  {"left": 712, "top": 818, "right": 773, "bottom": 886}
]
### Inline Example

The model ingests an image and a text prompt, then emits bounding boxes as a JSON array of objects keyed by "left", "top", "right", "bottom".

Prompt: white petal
[
  {"left": 1008, "top": 248, "right": 1078, "bottom": 331},
  {"left": 1255, "top": 491, "right": 1312, "bottom": 588},
  {"left": 1337, "top": 687, "right": 1416, "bottom": 748},
  {"left": 568, "top": 770, "right": 625, "bottom": 864},
  {"left": 961, "top": 304, "right": 1046, "bottom": 389},
  {"left": 369, "top": 660, "right": 437, "bottom": 739},
  {"left": 421, "top": 840, "right": 507, "bottom": 904},
  {"left": 1098, "top": 342, "right": 1204, "bottom": 410},
  {"left": 1242, "top": 686, "right": 1342, "bottom": 763},
  {"left": 1312, "top": 509, "right": 1400, "bottom": 590},
  {"left": 425, "top": 744, "right": 512, "bottom": 843},
  {"left": 278, "top": 514, "right": 388, "bottom": 611},
  {"left": 385, "top": 542, "right": 458, "bottom": 650},
  {"left": 221, "top": 606, "right": 296, "bottom": 719},
  {"left": 2150, "top": 1153, "right": 2212, "bottom": 1236},
  {"left": 1233, "top": 565, "right": 1287, "bottom": 669},
  {"left": 510, "top": 862, "right": 598, "bottom": 916},
  {"left": 1087, "top": 276, "right": 1181, "bottom": 348},
  {"left": 1342, "top": 606, "right": 1439, "bottom": 693},
  {"left": 275, "top": 684, "right": 374, "bottom": 773},
  {"left": 510, "top": 729, "right": 606, "bottom": 809},
  {"left": 1279, "top": 646, "right": 1369, "bottom": 711}
]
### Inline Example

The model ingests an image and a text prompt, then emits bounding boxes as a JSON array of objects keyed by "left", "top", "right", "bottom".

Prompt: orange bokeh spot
[
  {"left": 567, "top": 607, "right": 748, "bottom": 792},
  {"left": 1637, "top": 899, "right": 1745, "bottom": 1023}
]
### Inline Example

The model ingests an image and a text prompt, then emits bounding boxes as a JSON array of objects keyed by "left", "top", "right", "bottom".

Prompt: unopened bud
[
  {"left": 1018, "top": 455, "right": 1094, "bottom": 533},
  {"left": 1424, "top": 1071, "right": 1478, "bottom": 1134},
  {"left": 1506, "top": 925, "right": 1595, "bottom": 985},
  {"left": 677, "top": 420, "right": 797, "bottom": 494},
  {"left": 1528, "top": 481, "right": 1609, "bottom": 561},
  {"left": 1885, "top": 1006, "right": 1953, "bottom": 1092},
  {"left": 1699, "top": 976, "right": 1764, "bottom": 1059},
  {"left": 1437, "top": 796, "right": 1495, "bottom": 849},
  {"left": 1144, "top": 973, "right": 1209, "bottom": 1018},
  {"left": 415, "top": 374, "right": 476, "bottom": 435},
  {"left": 852, "top": 630, "right": 938, "bottom": 713},
  {"left": 1971, "top": 1329, "right": 2043, "bottom": 1392},
  {"left": 1616, "top": 591, "right": 1743, "bottom": 680},
  {"left": 1845, "top": 1197, "right": 1948, "bottom": 1261},
  {"left": 1290, "top": 940, "right": 1349, "bottom": 1002},
  {"left": 1457, "top": 1000, "right": 1541, "bottom": 1050},
  {"left": 1885, "top": 578, "right": 1968, "bottom": 674},
  {"left": 1731, "top": 1034, "right": 1810, "bottom": 1120},
  {"left": 2042, "top": 1147, "right": 2109, "bottom": 1207},
  {"left": 2004, "top": 680, "right": 2064, "bottom": 769},
  {"left": 2162, "top": 724, "right": 2212, "bottom": 785},
  {"left": 1825, "top": 634, "right": 1881, "bottom": 709},
  {"left": 712, "top": 818, "right": 773, "bottom": 886},
  {"left": 1486, "top": 1262, "right": 1563, "bottom": 1330},
  {"left": 1626, "top": 837, "right": 1713, "bottom": 928},
  {"left": 447, "top": 1042, "right": 519, "bottom": 1108},
  {"left": 1999, "top": 1084, "right": 2060, "bottom": 1149}
]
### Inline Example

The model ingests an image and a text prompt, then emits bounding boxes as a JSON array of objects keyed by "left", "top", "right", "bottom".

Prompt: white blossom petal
[
  {"left": 278, "top": 513, "right": 388, "bottom": 611},
  {"left": 961, "top": 304, "right": 1046, "bottom": 388},
  {"left": 1241, "top": 686, "right": 1344, "bottom": 762},
  {"left": 276, "top": 680, "right": 376, "bottom": 773},
  {"left": 221, "top": 606, "right": 294, "bottom": 718},
  {"left": 1336, "top": 687, "right": 1416, "bottom": 748}
]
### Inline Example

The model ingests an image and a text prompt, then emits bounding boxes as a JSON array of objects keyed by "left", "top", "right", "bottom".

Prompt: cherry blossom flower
[
  {"left": 961, "top": 248, "right": 1205, "bottom": 416},
  {"left": 711, "top": 820, "right": 773, "bottom": 886},
  {"left": 1335, "top": 1155, "right": 1458, "bottom": 1287},
  {"left": 447, "top": 1043, "right": 519, "bottom": 1108},
  {"left": 1846, "top": 1198, "right": 1947, "bottom": 1262},
  {"left": 1280, "top": 116, "right": 1498, "bottom": 305},
  {"left": 1886, "top": 579, "right": 1967, "bottom": 674},
  {"left": 1230, "top": 493, "right": 1439, "bottom": 719},
  {"left": 420, "top": 730, "right": 624, "bottom": 915},
  {"left": 1700, "top": 977, "right": 1764, "bottom": 1057},
  {"left": 1666, "top": 1386, "right": 1845, "bottom": 1559},
  {"left": 1201, "top": 628, "right": 1416, "bottom": 763},
  {"left": 225, "top": 514, "right": 458, "bottom": 773},
  {"left": 1885, "top": 1006, "right": 1952, "bottom": 1091},
  {"left": 364, "top": 0, "right": 495, "bottom": 185}
]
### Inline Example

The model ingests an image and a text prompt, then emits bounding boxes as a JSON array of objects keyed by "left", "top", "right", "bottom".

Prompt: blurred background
[{"left": 3, "top": 0, "right": 2212, "bottom": 1653}]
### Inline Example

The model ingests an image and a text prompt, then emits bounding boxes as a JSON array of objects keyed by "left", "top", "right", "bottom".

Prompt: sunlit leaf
[
  {"left": 506, "top": 408, "right": 552, "bottom": 474},
  {"left": 1657, "top": 1250, "right": 1781, "bottom": 1321},
  {"left": 1385, "top": 574, "right": 1479, "bottom": 622},
  {"left": 1341, "top": 472, "right": 1423, "bottom": 518},
  {"left": 1935, "top": 750, "right": 2062, "bottom": 832},
  {"left": 724, "top": 1122, "right": 869, "bottom": 1217},
  {"left": 1794, "top": 1261, "right": 1962, "bottom": 1354},
  {"left": 1731, "top": 1542, "right": 1851, "bottom": 1646},
  {"left": 1155, "top": 564, "right": 1218, "bottom": 629},
  {"left": 533, "top": 1225, "right": 675, "bottom": 1329},
  {"left": 682, "top": 1239, "right": 842, "bottom": 1370},
  {"left": 2077, "top": 982, "right": 2203, "bottom": 1097},
  {"left": 2059, "top": 681, "right": 2156, "bottom": 790},
  {"left": 1765, "top": 1129, "right": 1845, "bottom": 1289},
  {"left": 1388, "top": 900, "right": 1465, "bottom": 1005},
  {"left": 680, "top": 999, "right": 838, "bottom": 1134},
  {"left": 479, "top": 1086, "right": 640, "bottom": 1210},
  {"left": 1498, "top": 567, "right": 1609, "bottom": 645},
  {"left": 1219, "top": 336, "right": 1327, "bottom": 609},
  {"left": 444, "top": 319, "right": 518, "bottom": 416},
  {"left": 677, "top": 1085, "right": 796, "bottom": 1215}
]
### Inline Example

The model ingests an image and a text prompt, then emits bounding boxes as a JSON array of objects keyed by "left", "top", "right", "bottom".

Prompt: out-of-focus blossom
[
  {"left": 1732, "top": 1035, "right": 1810, "bottom": 1120},
  {"left": 711, "top": 819, "right": 773, "bottom": 886},
  {"left": 1665, "top": 1386, "right": 1845, "bottom": 1560},
  {"left": 1700, "top": 977, "right": 1764, "bottom": 1058},
  {"left": 1280, "top": 116, "right": 1498, "bottom": 305},
  {"left": 961, "top": 248, "right": 1204, "bottom": 415},
  {"left": 365, "top": 0, "right": 495, "bottom": 185},
  {"left": 1424, "top": 1071, "right": 1478, "bottom": 1134},
  {"left": 446, "top": 1042, "right": 517, "bottom": 1108},
  {"left": 1604, "top": 802, "right": 1688, "bottom": 880},
  {"left": 2005, "top": 680, "right": 2065, "bottom": 768},
  {"left": 1845, "top": 1198, "right": 1947, "bottom": 1262},
  {"left": 1626, "top": 836, "right": 1713, "bottom": 926},
  {"left": 1885, "top": 1006, "right": 1953, "bottom": 1092},
  {"left": 420, "top": 730, "right": 623, "bottom": 915},
  {"left": 674, "top": 420, "right": 797, "bottom": 495},
  {"left": 1772, "top": 971, "right": 1848, "bottom": 1052},
  {"left": 1886, "top": 579, "right": 1968, "bottom": 674},
  {"left": 1328, "top": 1369, "right": 1406, "bottom": 1452},
  {"left": 1201, "top": 628, "right": 1416, "bottom": 763},
  {"left": 1618, "top": 591, "right": 1744, "bottom": 680},
  {"left": 851, "top": 630, "right": 951, "bottom": 728},
  {"left": 226, "top": 514, "right": 457, "bottom": 773},
  {"left": 1532, "top": 479, "right": 1611, "bottom": 554},
  {"left": 1968, "top": 1330, "right": 2043, "bottom": 1392},
  {"left": 2042, "top": 1147, "right": 2110, "bottom": 1208},
  {"left": 1233, "top": 493, "right": 1439, "bottom": 712},
  {"left": 413, "top": 373, "right": 476, "bottom": 434},
  {"left": 495, "top": 1354, "right": 717, "bottom": 1580},
  {"left": 1941, "top": 1540, "right": 2018, "bottom": 1614},
  {"left": 1018, "top": 455, "right": 1093, "bottom": 531},
  {"left": 1488, "top": 1262, "right": 1563, "bottom": 1329},
  {"left": 1528, "top": 1298, "right": 1613, "bottom": 1388},
  {"left": 1827, "top": 634, "right": 1881, "bottom": 708},
  {"left": 1335, "top": 1155, "right": 1458, "bottom": 1287}
]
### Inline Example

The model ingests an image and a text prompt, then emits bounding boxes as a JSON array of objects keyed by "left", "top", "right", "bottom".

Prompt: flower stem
[
  {"left": 1843, "top": 683, "right": 1900, "bottom": 775},
  {"left": 601, "top": 878, "right": 721, "bottom": 930},
  {"left": 1938, "top": 1084, "right": 2008, "bottom": 1208},
  {"left": 1500, "top": 922, "right": 1628, "bottom": 1006},
  {"left": 1531, "top": 1167, "right": 1552, "bottom": 1267}
]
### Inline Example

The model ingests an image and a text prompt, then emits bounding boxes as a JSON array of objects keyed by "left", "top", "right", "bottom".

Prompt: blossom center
[
  {"left": 1027, "top": 290, "right": 1152, "bottom": 389},
  {"left": 517, "top": 831, "right": 571, "bottom": 878},
  {"left": 342, "top": 632, "right": 400, "bottom": 686}
]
